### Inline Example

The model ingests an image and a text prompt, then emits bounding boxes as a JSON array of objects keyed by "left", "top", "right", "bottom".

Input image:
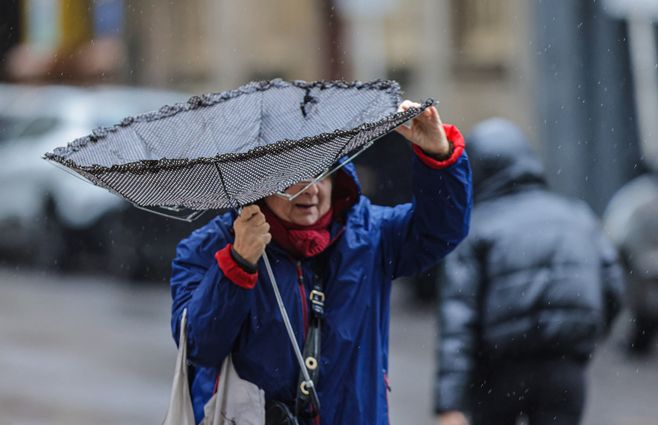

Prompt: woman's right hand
[{"left": 233, "top": 205, "right": 272, "bottom": 266}]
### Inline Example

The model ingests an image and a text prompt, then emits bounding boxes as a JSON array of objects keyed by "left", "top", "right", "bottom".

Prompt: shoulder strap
[{"left": 295, "top": 256, "right": 327, "bottom": 419}]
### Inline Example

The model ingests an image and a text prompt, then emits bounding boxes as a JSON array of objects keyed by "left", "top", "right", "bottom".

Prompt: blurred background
[{"left": 1, "top": 0, "right": 657, "bottom": 424}]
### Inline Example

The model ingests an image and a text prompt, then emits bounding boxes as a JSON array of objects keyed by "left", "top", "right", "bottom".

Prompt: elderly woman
[{"left": 170, "top": 101, "right": 472, "bottom": 425}]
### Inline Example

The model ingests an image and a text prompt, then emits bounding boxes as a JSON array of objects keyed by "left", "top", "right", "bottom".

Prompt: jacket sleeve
[
  {"left": 380, "top": 125, "right": 472, "bottom": 279},
  {"left": 170, "top": 226, "right": 255, "bottom": 368},
  {"left": 434, "top": 238, "right": 482, "bottom": 414},
  {"left": 596, "top": 230, "right": 625, "bottom": 331}
]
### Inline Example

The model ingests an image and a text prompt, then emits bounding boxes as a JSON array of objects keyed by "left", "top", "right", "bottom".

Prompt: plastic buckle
[
  {"left": 310, "top": 290, "right": 324, "bottom": 306},
  {"left": 309, "top": 289, "right": 325, "bottom": 316}
]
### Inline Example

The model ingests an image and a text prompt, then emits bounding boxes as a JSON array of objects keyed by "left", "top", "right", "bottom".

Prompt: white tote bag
[{"left": 163, "top": 309, "right": 266, "bottom": 425}]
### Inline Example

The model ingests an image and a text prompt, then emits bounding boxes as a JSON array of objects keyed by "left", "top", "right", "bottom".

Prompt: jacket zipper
[{"left": 296, "top": 261, "right": 309, "bottom": 336}]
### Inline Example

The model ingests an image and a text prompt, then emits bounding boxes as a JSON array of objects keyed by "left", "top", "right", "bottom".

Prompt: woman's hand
[
  {"left": 233, "top": 205, "right": 272, "bottom": 266},
  {"left": 395, "top": 100, "right": 450, "bottom": 157},
  {"left": 437, "top": 411, "right": 469, "bottom": 425}
]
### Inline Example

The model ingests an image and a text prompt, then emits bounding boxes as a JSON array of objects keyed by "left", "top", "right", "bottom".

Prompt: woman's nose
[{"left": 305, "top": 183, "right": 320, "bottom": 195}]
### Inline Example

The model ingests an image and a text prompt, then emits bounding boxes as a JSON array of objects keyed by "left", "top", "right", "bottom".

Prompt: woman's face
[{"left": 264, "top": 178, "right": 333, "bottom": 226}]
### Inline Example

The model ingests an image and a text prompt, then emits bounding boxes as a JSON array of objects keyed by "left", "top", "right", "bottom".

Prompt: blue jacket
[{"left": 170, "top": 142, "right": 471, "bottom": 425}]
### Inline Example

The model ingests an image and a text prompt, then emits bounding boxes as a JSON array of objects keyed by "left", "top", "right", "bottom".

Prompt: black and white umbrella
[{"left": 45, "top": 79, "right": 432, "bottom": 219}]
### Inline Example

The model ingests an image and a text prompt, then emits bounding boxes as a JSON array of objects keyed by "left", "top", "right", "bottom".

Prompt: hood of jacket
[
  {"left": 330, "top": 159, "right": 362, "bottom": 219},
  {"left": 466, "top": 118, "right": 546, "bottom": 202}
]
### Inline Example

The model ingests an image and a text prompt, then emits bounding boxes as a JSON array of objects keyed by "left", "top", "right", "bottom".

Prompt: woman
[{"left": 170, "top": 101, "right": 472, "bottom": 425}]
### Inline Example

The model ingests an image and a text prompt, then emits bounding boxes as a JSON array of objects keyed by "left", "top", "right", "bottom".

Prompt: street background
[
  {"left": 1, "top": 268, "right": 658, "bottom": 425},
  {"left": 1, "top": 0, "right": 658, "bottom": 424}
]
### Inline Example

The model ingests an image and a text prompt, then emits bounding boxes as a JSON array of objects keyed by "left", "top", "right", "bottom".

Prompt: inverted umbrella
[
  {"left": 44, "top": 78, "right": 433, "bottom": 411},
  {"left": 45, "top": 79, "right": 432, "bottom": 219}
]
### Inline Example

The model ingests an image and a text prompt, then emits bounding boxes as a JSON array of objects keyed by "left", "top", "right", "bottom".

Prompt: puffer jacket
[
  {"left": 434, "top": 119, "right": 624, "bottom": 414},
  {"left": 170, "top": 125, "right": 472, "bottom": 425}
]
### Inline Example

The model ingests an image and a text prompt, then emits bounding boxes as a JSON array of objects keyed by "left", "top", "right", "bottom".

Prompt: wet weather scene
[{"left": 1, "top": 1, "right": 658, "bottom": 424}]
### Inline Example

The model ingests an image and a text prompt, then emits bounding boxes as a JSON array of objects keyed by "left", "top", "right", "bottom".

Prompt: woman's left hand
[{"left": 395, "top": 100, "right": 450, "bottom": 157}]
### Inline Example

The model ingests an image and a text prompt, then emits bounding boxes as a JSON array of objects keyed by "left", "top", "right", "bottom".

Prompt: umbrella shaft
[{"left": 262, "top": 251, "right": 313, "bottom": 383}]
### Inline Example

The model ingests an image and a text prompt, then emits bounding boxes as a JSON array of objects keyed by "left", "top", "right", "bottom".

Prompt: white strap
[{"left": 162, "top": 309, "right": 196, "bottom": 425}]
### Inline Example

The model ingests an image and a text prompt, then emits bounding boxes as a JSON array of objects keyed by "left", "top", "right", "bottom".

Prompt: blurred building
[
  {"left": 534, "top": 0, "right": 656, "bottom": 213},
  {"left": 1, "top": 0, "right": 655, "bottom": 213},
  {"left": 2, "top": 0, "right": 125, "bottom": 83},
  {"left": 0, "top": 0, "right": 534, "bottom": 126},
  {"left": 120, "top": 0, "right": 534, "bottom": 131},
  {"left": 0, "top": 1, "right": 21, "bottom": 80}
]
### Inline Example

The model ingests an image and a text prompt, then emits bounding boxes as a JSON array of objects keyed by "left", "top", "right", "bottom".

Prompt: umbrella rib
[
  {"left": 131, "top": 128, "right": 157, "bottom": 160},
  {"left": 213, "top": 162, "right": 237, "bottom": 209},
  {"left": 262, "top": 250, "right": 318, "bottom": 406},
  {"left": 257, "top": 91, "right": 265, "bottom": 147},
  {"left": 179, "top": 119, "right": 208, "bottom": 160}
]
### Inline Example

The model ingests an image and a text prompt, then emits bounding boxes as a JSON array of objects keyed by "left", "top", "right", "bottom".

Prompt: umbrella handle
[{"left": 261, "top": 250, "right": 321, "bottom": 410}]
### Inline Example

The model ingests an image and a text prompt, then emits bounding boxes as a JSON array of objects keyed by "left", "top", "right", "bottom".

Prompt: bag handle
[{"left": 162, "top": 309, "right": 196, "bottom": 425}]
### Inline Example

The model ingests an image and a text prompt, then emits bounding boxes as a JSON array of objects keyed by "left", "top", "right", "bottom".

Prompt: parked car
[{"left": 0, "top": 84, "right": 199, "bottom": 279}]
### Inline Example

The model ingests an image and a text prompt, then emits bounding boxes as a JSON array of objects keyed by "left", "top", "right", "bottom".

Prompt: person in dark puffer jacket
[{"left": 433, "top": 118, "right": 624, "bottom": 425}]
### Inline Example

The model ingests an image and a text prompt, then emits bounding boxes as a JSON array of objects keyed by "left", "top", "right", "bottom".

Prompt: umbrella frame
[{"left": 44, "top": 78, "right": 433, "bottom": 214}]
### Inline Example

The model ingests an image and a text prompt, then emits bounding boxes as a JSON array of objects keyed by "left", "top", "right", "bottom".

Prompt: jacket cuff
[
  {"left": 215, "top": 244, "right": 258, "bottom": 289},
  {"left": 230, "top": 246, "right": 259, "bottom": 273},
  {"left": 412, "top": 124, "right": 465, "bottom": 169}
]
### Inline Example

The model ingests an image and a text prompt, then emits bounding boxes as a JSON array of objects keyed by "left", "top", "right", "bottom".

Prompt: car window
[
  {"left": 0, "top": 116, "right": 27, "bottom": 142},
  {"left": 19, "top": 117, "right": 59, "bottom": 138},
  {"left": 0, "top": 115, "right": 60, "bottom": 143},
  {"left": 94, "top": 118, "right": 123, "bottom": 129}
]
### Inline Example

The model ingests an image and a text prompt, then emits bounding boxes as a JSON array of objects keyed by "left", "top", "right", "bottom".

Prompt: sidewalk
[{"left": 1, "top": 268, "right": 657, "bottom": 424}]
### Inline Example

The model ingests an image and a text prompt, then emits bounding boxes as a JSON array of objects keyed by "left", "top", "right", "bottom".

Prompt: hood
[
  {"left": 466, "top": 118, "right": 546, "bottom": 202},
  {"left": 332, "top": 159, "right": 362, "bottom": 216}
]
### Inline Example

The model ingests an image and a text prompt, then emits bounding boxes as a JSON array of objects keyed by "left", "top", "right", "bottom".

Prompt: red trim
[
  {"left": 213, "top": 372, "right": 221, "bottom": 393},
  {"left": 296, "top": 262, "right": 309, "bottom": 336},
  {"left": 215, "top": 244, "right": 258, "bottom": 289},
  {"left": 384, "top": 373, "right": 391, "bottom": 392},
  {"left": 412, "top": 123, "right": 465, "bottom": 169},
  {"left": 384, "top": 373, "right": 391, "bottom": 425}
]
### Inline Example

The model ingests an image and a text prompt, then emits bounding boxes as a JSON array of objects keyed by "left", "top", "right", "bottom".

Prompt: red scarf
[{"left": 261, "top": 205, "right": 334, "bottom": 259}]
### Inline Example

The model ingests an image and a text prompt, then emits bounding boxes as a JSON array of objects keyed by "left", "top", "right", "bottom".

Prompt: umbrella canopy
[{"left": 44, "top": 79, "right": 432, "bottom": 215}]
